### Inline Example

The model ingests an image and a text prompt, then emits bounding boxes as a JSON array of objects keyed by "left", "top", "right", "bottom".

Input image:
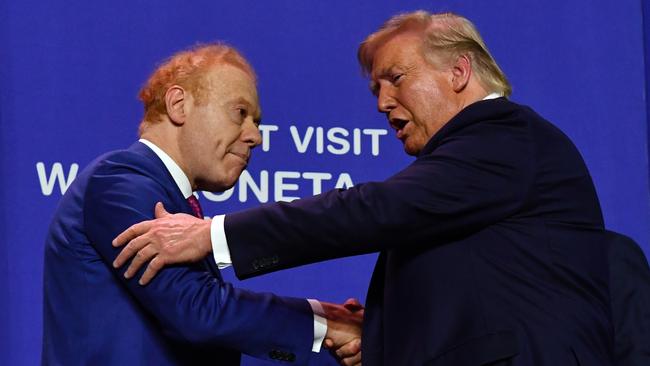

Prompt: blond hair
[
  {"left": 138, "top": 43, "right": 255, "bottom": 135},
  {"left": 358, "top": 11, "right": 511, "bottom": 96}
]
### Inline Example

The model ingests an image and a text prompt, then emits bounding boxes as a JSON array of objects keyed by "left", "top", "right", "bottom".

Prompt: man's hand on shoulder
[{"left": 112, "top": 202, "right": 212, "bottom": 285}]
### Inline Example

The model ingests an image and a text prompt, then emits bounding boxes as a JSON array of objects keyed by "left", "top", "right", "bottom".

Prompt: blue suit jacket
[
  {"left": 42, "top": 142, "right": 313, "bottom": 365},
  {"left": 224, "top": 98, "right": 615, "bottom": 365}
]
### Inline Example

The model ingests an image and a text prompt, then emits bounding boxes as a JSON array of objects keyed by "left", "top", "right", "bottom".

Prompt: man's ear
[
  {"left": 164, "top": 86, "right": 187, "bottom": 126},
  {"left": 451, "top": 54, "right": 472, "bottom": 93}
]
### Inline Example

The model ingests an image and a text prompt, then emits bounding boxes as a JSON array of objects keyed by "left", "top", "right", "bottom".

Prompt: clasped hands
[
  {"left": 319, "top": 299, "right": 364, "bottom": 366},
  {"left": 112, "top": 202, "right": 363, "bottom": 365}
]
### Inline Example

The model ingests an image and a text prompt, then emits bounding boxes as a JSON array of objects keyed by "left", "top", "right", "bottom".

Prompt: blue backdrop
[{"left": 1, "top": 1, "right": 649, "bottom": 365}]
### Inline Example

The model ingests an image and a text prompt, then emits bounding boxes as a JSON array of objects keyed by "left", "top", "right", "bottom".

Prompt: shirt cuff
[
  {"left": 211, "top": 214, "right": 232, "bottom": 269},
  {"left": 307, "top": 299, "right": 327, "bottom": 352}
]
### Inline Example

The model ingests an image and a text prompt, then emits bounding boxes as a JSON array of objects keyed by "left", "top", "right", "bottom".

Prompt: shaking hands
[{"left": 320, "top": 298, "right": 364, "bottom": 366}]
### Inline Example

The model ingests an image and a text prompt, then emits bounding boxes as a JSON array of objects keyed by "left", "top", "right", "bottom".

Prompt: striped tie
[{"left": 186, "top": 195, "right": 203, "bottom": 218}]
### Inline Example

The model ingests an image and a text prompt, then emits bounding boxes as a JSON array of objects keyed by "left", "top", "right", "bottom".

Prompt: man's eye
[
  {"left": 391, "top": 74, "right": 403, "bottom": 83},
  {"left": 238, "top": 108, "right": 247, "bottom": 118}
]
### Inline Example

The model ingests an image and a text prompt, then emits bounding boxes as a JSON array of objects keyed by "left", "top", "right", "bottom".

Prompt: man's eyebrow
[
  {"left": 228, "top": 96, "right": 252, "bottom": 107},
  {"left": 375, "top": 65, "right": 396, "bottom": 79},
  {"left": 228, "top": 97, "right": 257, "bottom": 113},
  {"left": 369, "top": 65, "right": 396, "bottom": 95},
  {"left": 252, "top": 102, "right": 262, "bottom": 123},
  {"left": 227, "top": 97, "right": 262, "bottom": 122}
]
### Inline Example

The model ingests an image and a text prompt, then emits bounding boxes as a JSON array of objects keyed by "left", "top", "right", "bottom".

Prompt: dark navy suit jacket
[
  {"left": 607, "top": 231, "right": 650, "bottom": 365},
  {"left": 224, "top": 98, "right": 616, "bottom": 365},
  {"left": 42, "top": 142, "right": 313, "bottom": 365}
]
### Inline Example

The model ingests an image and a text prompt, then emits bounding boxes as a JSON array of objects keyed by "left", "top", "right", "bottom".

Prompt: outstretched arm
[{"left": 114, "top": 120, "right": 532, "bottom": 283}]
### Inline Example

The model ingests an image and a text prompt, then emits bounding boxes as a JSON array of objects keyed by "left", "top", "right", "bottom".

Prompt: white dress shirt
[{"left": 139, "top": 139, "right": 326, "bottom": 352}]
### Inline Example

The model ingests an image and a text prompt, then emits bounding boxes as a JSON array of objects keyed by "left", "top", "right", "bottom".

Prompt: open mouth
[{"left": 389, "top": 118, "right": 409, "bottom": 141}]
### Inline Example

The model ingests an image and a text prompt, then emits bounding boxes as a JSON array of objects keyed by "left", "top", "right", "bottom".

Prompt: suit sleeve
[
  {"left": 227, "top": 120, "right": 535, "bottom": 279},
  {"left": 83, "top": 160, "right": 314, "bottom": 363}
]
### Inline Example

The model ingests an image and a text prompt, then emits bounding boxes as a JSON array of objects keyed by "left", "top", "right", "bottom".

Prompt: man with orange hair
[{"left": 42, "top": 43, "right": 362, "bottom": 366}]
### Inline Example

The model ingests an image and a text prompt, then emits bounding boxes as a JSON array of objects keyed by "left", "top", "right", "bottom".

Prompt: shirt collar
[
  {"left": 483, "top": 92, "right": 502, "bottom": 100},
  {"left": 139, "top": 139, "right": 193, "bottom": 199}
]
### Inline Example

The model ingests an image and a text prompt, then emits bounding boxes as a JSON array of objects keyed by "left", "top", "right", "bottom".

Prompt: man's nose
[
  {"left": 243, "top": 120, "right": 262, "bottom": 148},
  {"left": 377, "top": 88, "right": 397, "bottom": 113}
]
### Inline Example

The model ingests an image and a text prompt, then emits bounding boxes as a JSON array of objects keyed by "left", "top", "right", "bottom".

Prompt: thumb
[
  {"left": 154, "top": 202, "right": 171, "bottom": 218},
  {"left": 343, "top": 298, "right": 364, "bottom": 312}
]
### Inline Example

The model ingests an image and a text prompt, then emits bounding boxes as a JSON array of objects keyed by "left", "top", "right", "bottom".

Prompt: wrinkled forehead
[
  {"left": 222, "top": 58, "right": 257, "bottom": 83},
  {"left": 203, "top": 63, "right": 258, "bottom": 97},
  {"left": 214, "top": 64, "right": 261, "bottom": 114},
  {"left": 361, "top": 20, "right": 426, "bottom": 70},
  {"left": 370, "top": 31, "right": 425, "bottom": 78}
]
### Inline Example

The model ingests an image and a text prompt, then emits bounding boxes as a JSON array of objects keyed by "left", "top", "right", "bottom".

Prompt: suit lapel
[{"left": 129, "top": 141, "right": 223, "bottom": 281}]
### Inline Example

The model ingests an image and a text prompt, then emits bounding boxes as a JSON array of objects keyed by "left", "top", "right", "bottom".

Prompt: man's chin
[
  {"left": 196, "top": 177, "right": 236, "bottom": 193},
  {"left": 403, "top": 144, "right": 421, "bottom": 156}
]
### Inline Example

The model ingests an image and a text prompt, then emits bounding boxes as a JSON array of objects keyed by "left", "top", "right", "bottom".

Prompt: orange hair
[{"left": 138, "top": 43, "right": 256, "bottom": 135}]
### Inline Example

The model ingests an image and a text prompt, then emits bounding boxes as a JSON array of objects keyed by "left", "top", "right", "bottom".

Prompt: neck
[
  {"left": 140, "top": 121, "right": 193, "bottom": 187},
  {"left": 455, "top": 80, "right": 491, "bottom": 112}
]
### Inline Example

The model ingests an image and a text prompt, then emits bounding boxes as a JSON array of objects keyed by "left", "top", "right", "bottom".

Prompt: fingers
[
  {"left": 343, "top": 298, "right": 361, "bottom": 307},
  {"left": 335, "top": 338, "right": 361, "bottom": 359},
  {"left": 138, "top": 256, "right": 166, "bottom": 285},
  {"left": 340, "top": 351, "right": 361, "bottom": 366},
  {"left": 329, "top": 338, "right": 361, "bottom": 366},
  {"left": 321, "top": 301, "right": 363, "bottom": 366},
  {"left": 112, "top": 203, "right": 166, "bottom": 248},
  {"left": 112, "top": 233, "right": 151, "bottom": 268},
  {"left": 123, "top": 244, "right": 158, "bottom": 279},
  {"left": 154, "top": 202, "right": 171, "bottom": 218},
  {"left": 111, "top": 206, "right": 211, "bottom": 285},
  {"left": 112, "top": 220, "right": 153, "bottom": 248}
]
